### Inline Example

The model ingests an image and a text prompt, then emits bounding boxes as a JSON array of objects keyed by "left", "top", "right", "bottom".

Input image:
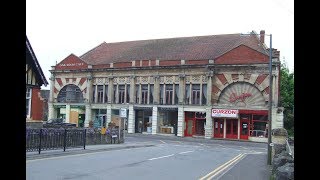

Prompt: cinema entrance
[{"left": 212, "top": 109, "right": 239, "bottom": 140}]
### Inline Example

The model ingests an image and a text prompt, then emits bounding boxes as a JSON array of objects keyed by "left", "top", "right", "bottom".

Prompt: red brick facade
[
  {"left": 215, "top": 45, "right": 268, "bottom": 64},
  {"left": 30, "top": 87, "right": 44, "bottom": 120}
]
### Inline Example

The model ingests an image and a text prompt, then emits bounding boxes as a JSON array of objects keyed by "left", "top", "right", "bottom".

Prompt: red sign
[{"left": 229, "top": 93, "right": 252, "bottom": 103}]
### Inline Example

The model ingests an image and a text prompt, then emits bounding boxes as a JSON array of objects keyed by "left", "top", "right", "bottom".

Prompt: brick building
[
  {"left": 48, "top": 30, "right": 283, "bottom": 142},
  {"left": 26, "top": 36, "right": 49, "bottom": 122}
]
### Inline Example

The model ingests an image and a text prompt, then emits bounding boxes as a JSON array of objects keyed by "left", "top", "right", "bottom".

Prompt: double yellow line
[{"left": 199, "top": 153, "right": 246, "bottom": 180}]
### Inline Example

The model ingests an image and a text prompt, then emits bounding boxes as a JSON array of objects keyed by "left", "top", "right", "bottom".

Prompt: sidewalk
[
  {"left": 217, "top": 152, "right": 272, "bottom": 180},
  {"left": 26, "top": 142, "right": 156, "bottom": 160}
]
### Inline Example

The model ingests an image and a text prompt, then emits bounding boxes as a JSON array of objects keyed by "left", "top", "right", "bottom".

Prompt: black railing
[{"left": 26, "top": 127, "right": 124, "bottom": 154}]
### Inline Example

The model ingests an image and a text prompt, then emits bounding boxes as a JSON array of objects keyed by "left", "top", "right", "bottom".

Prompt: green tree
[{"left": 279, "top": 61, "right": 294, "bottom": 136}]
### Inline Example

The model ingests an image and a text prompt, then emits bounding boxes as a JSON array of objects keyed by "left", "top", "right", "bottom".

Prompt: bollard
[
  {"left": 38, "top": 129, "right": 42, "bottom": 154},
  {"left": 63, "top": 129, "right": 67, "bottom": 152},
  {"left": 83, "top": 129, "right": 86, "bottom": 150}
]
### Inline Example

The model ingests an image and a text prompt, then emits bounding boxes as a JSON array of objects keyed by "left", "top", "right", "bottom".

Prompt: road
[{"left": 26, "top": 134, "right": 268, "bottom": 180}]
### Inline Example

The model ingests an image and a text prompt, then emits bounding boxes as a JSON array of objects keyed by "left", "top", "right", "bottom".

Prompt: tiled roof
[
  {"left": 80, "top": 32, "right": 268, "bottom": 65},
  {"left": 26, "top": 36, "right": 49, "bottom": 86}
]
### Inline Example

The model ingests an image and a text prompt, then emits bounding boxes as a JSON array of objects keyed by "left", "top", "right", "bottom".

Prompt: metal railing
[{"left": 26, "top": 127, "right": 124, "bottom": 154}]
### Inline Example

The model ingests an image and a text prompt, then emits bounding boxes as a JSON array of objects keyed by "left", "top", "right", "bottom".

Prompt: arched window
[{"left": 57, "top": 84, "right": 84, "bottom": 103}]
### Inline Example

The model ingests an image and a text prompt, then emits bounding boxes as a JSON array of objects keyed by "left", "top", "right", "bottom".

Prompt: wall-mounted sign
[
  {"left": 59, "top": 62, "right": 84, "bottom": 67},
  {"left": 120, "top": 108, "right": 127, "bottom": 118},
  {"left": 229, "top": 93, "right": 252, "bottom": 103},
  {"left": 212, "top": 109, "right": 238, "bottom": 118}
]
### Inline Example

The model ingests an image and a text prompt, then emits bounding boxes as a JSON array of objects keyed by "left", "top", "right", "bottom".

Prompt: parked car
[{"left": 44, "top": 118, "right": 76, "bottom": 128}]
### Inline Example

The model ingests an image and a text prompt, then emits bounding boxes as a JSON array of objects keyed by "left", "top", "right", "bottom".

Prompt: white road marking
[
  {"left": 239, "top": 146, "right": 248, "bottom": 149},
  {"left": 148, "top": 154, "right": 174, "bottom": 161},
  {"left": 159, "top": 140, "right": 166, "bottom": 144},
  {"left": 178, "top": 151, "right": 194, "bottom": 154}
]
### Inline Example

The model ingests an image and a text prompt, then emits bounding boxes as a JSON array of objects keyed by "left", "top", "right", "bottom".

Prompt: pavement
[{"left": 26, "top": 134, "right": 273, "bottom": 180}]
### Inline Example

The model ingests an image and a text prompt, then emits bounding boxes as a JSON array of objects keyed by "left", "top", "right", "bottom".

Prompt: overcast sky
[{"left": 26, "top": 0, "right": 294, "bottom": 90}]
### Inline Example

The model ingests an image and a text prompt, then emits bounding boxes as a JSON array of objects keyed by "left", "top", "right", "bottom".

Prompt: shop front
[
  {"left": 135, "top": 107, "right": 153, "bottom": 133},
  {"left": 212, "top": 109, "right": 238, "bottom": 139},
  {"left": 158, "top": 108, "right": 178, "bottom": 135},
  {"left": 56, "top": 105, "right": 85, "bottom": 127},
  {"left": 184, "top": 112, "right": 206, "bottom": 137},
  {"left": 212, "top": 109, "right": 268, "bottom": 140}
]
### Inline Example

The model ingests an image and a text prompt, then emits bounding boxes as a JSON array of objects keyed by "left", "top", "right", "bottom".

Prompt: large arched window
[{"left": 57, "top": 84, "right": 84, "bottom": 103}]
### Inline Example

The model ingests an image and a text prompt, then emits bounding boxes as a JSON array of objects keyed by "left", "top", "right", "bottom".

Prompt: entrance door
[
  {"left": 214, "top": 119, "right": 224, "bottom": 138},
  {"left": 185, "top": 119, "right": 194, "bottom": 137},
  {"left": 240, "top": 119, "right": 249, "bottom": 140},
  {"left": 226, "top": 119, "right": 238, "bottom": 139},
  {"left": 70, "top": 111, "right": 79, "bottom": 127}
]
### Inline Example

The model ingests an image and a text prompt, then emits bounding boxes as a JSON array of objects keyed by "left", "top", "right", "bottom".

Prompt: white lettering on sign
[
  {"left": 212, "top": 109, "right": 238, "bottom": 118},
  {"left": 59, "top": 63, "right": 84, "bottom": 67}
]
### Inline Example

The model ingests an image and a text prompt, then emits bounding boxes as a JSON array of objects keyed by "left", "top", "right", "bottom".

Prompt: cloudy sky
[{"left": 26, "top": 0, "right": 294, "bottom": 90}]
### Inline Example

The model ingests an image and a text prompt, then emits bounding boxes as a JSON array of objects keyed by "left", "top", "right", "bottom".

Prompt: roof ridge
[{"left": 101, "top": 33, "right": 242, "bottom": 45}]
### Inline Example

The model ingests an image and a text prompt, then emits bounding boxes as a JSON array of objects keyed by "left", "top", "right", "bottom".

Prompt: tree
[{"left": 279, "top": 61, "right": 294, "bottom": 136}]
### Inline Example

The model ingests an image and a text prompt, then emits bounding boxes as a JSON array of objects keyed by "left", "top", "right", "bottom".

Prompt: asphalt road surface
[{"left": 26, "top": 134, "right": 268, "bottom": 180}]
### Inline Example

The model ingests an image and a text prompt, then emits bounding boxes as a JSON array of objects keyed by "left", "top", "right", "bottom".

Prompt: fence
[{"left": 26, "top": 127, "right": 124, "bottom": 154}]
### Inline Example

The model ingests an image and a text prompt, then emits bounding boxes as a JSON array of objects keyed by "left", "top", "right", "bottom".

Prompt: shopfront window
[
  {"left": 158, "top": 111, "right": 177, "bottom": 134},
  {"left": 240, "top": 112, "right": 268, "bottom": 138},
  {"left": 94, "top": 109, "right": 107, "bottom": 128},
  {"left": 252, "top": 114, "right": 268, "bottom": 137}
]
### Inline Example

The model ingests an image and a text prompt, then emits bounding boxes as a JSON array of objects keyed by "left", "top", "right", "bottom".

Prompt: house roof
[
  {"left": 79, "top": 31, "right": 269, "bottom": 65},
  {"left": 26, "top": 36, "right": 49, "bottom": 86}
]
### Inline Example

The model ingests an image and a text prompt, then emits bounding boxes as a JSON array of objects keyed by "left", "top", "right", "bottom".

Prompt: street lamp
[
  {"left": 241, "top": 31, "right": 273, "bottom": 165},
  {"left": 267, "top": 34, "right": 273, "bottom": 165}
]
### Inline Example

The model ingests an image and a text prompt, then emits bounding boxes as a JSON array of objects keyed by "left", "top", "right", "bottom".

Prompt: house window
[
  {"left": 26, "top": 88, "right": 32, "bottom": 117},
  {"left": 118, "top": 85, "right": 125, "bottom": 104},
  {"left": 160, "top": 84, "right": 164, "bottom": 104},
  {"left": 150, "top": 85, "right": 154, "bottom": 104},
  {"left": 97, "top": 85, "right": 104, "bottom": 103},
  {"left": 135, "top": 84, "right": 140, "bottom": 103},
  {"left": 192, "top": 84, "right": 200, "bottom": 104},
  {"left": 165, "top": 85, "right": 173, "bottom": 105},
  {"left": 126, "top": 85, "right": 130, "bottom": 103},
  {"left": 185, "top": 84, "right": 207, "bottom": 105},
  {"left": 141, "top": 85, "right": 148, "bottom": 104}
]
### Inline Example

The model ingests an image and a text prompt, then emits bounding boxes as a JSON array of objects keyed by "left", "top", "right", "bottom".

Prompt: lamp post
[
  {"left": 267, "top": 34, "right": 273, "bottom": 165},
  {"left": 241, "top": 31, "right": 273, "bottom": 165}
]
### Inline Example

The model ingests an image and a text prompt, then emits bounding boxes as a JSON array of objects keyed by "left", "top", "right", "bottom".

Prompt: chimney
[{"left": 260, "top": 30, "right": 265, "bottom": 44}]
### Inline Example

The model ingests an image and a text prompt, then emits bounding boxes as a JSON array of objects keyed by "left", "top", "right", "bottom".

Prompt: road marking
[
  {"left": 178, "top": 151, "right": 194, "bottom": 154},
  {"left": 199, "top": 143, "right": 204, "bottom": 146},
  {"left": 26, "top": 146, "right": 148, "bottom": 163},
  {"left": 217, "top": 144, "right": 227, "bottom": 148},
  {"left": 199, "top": 153, "right": 246, "bottom": 180},
  {"left": 239, "top": 146, "right": 248, "bottom": 149},
  {"left": 148, "top": 154, "right": 174, "bottom": 161},
  {"left": 159, "top": 140, "right": 166, "bottom": 144},
  {"left": 26, "top": 150, "right": 109, "bottom": 163}
]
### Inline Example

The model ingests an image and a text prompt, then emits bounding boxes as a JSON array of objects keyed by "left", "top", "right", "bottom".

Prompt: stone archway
[{"left": 218, "top": 82, "right": 265, "bottom": 107}]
